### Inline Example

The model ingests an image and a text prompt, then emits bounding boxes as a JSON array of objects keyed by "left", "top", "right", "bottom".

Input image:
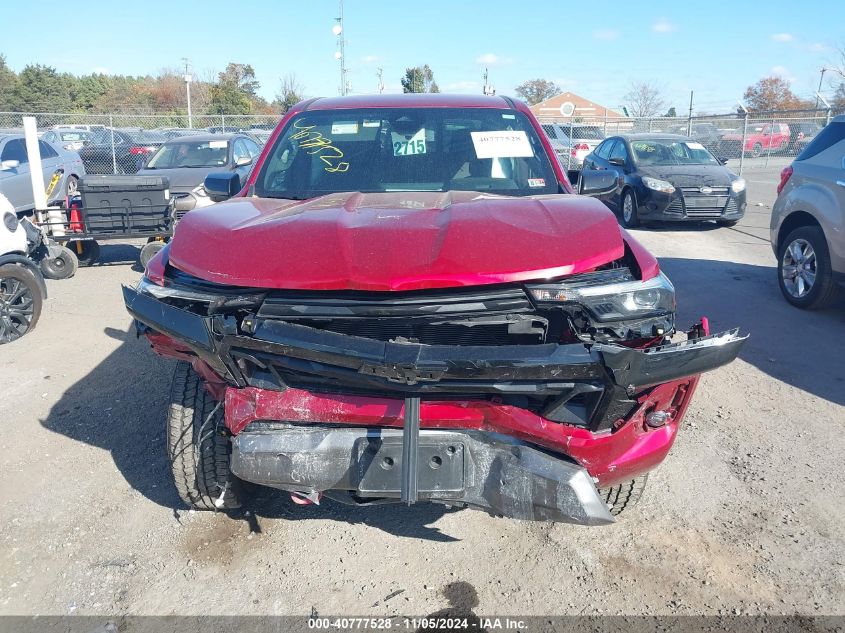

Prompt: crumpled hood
[
  {"left": 168, "top": 191, "right": 625, "bottom": 291},
  {"left": 638, "top": 164, "right": 737, "bottom": 188}
]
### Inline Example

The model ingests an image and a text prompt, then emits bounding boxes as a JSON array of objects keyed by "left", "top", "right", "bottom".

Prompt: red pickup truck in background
[{"left": 718, "top": 122, "right": 790, "bottom": 157}]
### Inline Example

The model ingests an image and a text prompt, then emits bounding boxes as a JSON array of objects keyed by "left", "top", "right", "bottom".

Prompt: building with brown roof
[{"left": 529, "top": 91, "right": 625, "bottom": 122}]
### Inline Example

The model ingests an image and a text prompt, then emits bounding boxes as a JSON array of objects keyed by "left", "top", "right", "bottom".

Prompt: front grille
[
  {"left": 257, "top": 286, "right": 547, "bottom": 346},
  {"left": 679, "top": 187, "right": 729, "bottom": 218},
  {"left": 295, "top": 318, "right": 546, "bottom": 346},
  {"left": 665, "top": 199, "right": 684, "bottom": 215}
]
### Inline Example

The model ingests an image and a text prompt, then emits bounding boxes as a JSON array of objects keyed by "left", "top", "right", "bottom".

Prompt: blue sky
[{"left": 2, "top": 0, "right": 843, "bottom": 113}]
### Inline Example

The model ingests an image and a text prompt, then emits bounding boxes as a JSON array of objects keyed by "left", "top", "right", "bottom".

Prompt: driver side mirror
[
  {"left": 234, "top": 155, "right": 253, "bottom": 167},
  {"left": 717, "top": 156, "right": 729, "bottom": 165},
  {"left": 204, "top": 172, "right": 242, "bottom": 202},
  {"left": 0, "top": 160, "right": 20, "bottom": 171}
]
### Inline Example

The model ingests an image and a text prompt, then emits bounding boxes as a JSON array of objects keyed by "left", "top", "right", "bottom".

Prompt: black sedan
[
  {"left": 77, "top": 128, "right": 168, "bottom": 175},
  {"left": 578, "top": 134, "right": 747, "bottom": 228}
]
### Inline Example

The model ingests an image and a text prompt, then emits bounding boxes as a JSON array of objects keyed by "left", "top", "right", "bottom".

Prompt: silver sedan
[{"left": 0, "top": 133, "right": 86, "bottom": 213}]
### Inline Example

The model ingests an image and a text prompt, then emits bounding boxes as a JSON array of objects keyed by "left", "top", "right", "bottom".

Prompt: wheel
[
  {"left": 39, "top": 244, "right": 78, "bottom": 280},
  {"left": 600, "top": 474, "right": 648, "bottom": 517},
  {"left": 717, "top": 219, "right": 739, "bottom": 227},
  {"left": 620, "top": 189, "right": 640, "bottom": 228},
  {"left": 750, "top": 142, "right": 763, "bottom": 158},
  {"left": 66, "top": 175, "right": 79, "bottom": 197},
  {"left": 778, "top": 226, "right": 843, "bottom": 309},
  {"left": 167, "top": 361, "right": 243, "bottom": 510},
  {"left": 67, "top": 239, "right": 100, "bottom": 266},
  {"left": 0, "top": 264, "right": 43, "bottom": 344},
  {"left": 139, "top": 241, "right": 165, "bottom": 269}
]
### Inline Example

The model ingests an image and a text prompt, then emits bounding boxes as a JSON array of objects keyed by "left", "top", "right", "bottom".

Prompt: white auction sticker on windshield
[
  {"left": 209, "top": 140, "right": 227, "bottom": 148},
  {"left": 471, "top": 130, "right": 533, "bottom": 159},
  {"left": 686, "top": 142, "right": 706, "bottom": 150},
  {"left": 392, "top": 128, "right": 426, "bottom": 156},
  {"left": 331, "top": 121, "right": 358, "bottom": 135}
]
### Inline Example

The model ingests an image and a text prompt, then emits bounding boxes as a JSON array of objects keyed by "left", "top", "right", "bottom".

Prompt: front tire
[
  {"left": 778, "top": 226, "right": 842, "bottom": 309},
  {"left": 0, "top": 264, "right": 43, "bottom": 344},
  {"left": 620, "top": 189, "right": 640, "bottom": 228},
  {"left": 600, "top": 474, "right": 649, "bottom": 516},
  {"left": 167, "top": 361, "right": 243, "bottom": 510},
  {"left": 750, "top": 142, "right": 763, "bottom": 158},
  {"left": 139, "top": 240, "right": 165, "bottom": 269}
]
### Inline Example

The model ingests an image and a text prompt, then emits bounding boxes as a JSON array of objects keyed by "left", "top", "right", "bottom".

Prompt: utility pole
[
  {"left": 687, "top": 90, "right": 694, "bottom": 136},
  {"left": 377, "top": 67, "right": 384, "bottom": 94},
  {"left": 182, "top": 57, "right": 193, "bottom": 129},
  {"left": 333, "top": 0, "right": 348, "bottom": 96},
  {"left": 482, "top": 67, "right": 495, "bottom": 95}
]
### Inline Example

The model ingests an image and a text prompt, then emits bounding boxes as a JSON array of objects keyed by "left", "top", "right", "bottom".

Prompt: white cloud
[
  {"left": 360, "top": 55, "right": 380, "bottom": 64},
  {"left": 651, "top": 18, "right": 675, "bottom": 33},
  {"left": 770, "top": 65, "right": 796, "bottom": 82},
  {"left": 475, "top": 53, "right": 512, "bottom": 66},
  {"left": 593, "top": 29, "right": 620, "bottom": 41},
  {"left": 771, "top": 33, "right": 794, "bottom": 42},
  {"left": 808, "top": 42, "right": 831, "bottom": 53},
  {"left": 446, "top": 81, "right": 481, "bottom": 92},
  {"left": 92, "top": 66, "right": 111, "bottom": 74}
]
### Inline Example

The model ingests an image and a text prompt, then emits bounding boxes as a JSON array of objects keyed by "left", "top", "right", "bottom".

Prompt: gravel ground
[{"left": 1, "top": 164, "right": 843, "bottom": 617}]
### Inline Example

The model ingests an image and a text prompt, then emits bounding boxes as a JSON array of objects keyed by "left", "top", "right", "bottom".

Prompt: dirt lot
[{"left": 1, "top": 163, "right": 843, "bottom": 617}]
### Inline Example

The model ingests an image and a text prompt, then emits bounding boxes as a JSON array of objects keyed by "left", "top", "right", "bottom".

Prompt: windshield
[
  {"left": 255, "top": 107, "right": 559, "bottom": 199},
  {"left": 146, "top": 139, "right": 230, "bottom": 168},
  {"left": 59, "top": 131, "right": 91, "bottom": 142},
  {"left": 126, "top": 130, "right": 168, "bottom": 144},
  {"left": 631, "top": 139, "right": 719, "bottom": 166}
]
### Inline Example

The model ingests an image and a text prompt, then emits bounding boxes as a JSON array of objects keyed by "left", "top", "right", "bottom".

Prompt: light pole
[
  {"left": 182, "top": 57, "right": 193, "bottom": 129},
  {"left": 816, "top": 67, "right": 828, "bottom": 111},
  {"left": 333, "top": 0, "right": 348, "bottom": 96}
]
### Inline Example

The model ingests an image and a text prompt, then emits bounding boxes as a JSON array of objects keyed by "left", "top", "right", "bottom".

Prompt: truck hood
[{"left": 167, "top": 191, "right": 625, "bottom": 291}]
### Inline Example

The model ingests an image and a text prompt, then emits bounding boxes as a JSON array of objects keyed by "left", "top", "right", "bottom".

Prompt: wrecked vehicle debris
[{"left": 123, "top": 94, "right": 747, "bottom": 524}]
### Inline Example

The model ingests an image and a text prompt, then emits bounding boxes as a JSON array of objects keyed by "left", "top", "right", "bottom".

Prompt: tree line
[{"left": 0, "top": 54, "right": 304, "bottom": 115}]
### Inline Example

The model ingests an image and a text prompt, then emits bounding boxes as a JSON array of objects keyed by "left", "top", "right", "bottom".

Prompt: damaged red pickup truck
[{"left": 123, "top": 94, "right": 746, "bottom": 525}]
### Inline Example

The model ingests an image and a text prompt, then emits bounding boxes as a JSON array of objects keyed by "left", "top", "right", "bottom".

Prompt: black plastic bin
[{"left": 77, "top": 175, "right": 172, "bottom": 236}]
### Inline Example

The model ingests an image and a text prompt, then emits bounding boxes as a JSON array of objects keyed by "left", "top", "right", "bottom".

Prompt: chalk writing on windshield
[{"left": 291, "top": 119, "right": 350, "bottom": 173}]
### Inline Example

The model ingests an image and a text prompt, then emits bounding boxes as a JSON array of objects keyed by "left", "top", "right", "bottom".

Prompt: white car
[
  {"left": 0, "top": 133, "right": 86, "bottom": 213},
  {"left": 0, "top": 193, "right": 47, "bottom": 343},
  {"left": 42, "top": 128, "right": 94, "bottom": 152}
]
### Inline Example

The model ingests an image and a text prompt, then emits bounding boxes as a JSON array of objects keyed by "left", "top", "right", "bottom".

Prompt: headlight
[
  {"left": 527, "top": 271, "right": 675, "bottom": 322},
  {"left": 136, "top": 277, "right": 266, "bottom": 311},
  {"left": 641, "top": 176, "right": 675, "bottom": 194},
  {"left": 730, "top": 178, "right": 746, "bottom": 193},
  {"left": 3, "top": 212, "right": 18, "bottom": 232}
]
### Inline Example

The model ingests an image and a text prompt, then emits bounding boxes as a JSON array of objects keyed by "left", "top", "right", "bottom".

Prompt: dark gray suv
[{"left": 771, "top": 115, "right": 845, "bottom": 309}]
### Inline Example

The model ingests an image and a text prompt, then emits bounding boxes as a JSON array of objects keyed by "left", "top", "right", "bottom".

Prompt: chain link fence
[
  {"left": 536, "top": 107, "right": 840, "bottom": 175},
  {"left": 0, "top": 112, "right": 280, "bottom": 175},
  {"left": 1, "top": 107, "right": 842, "bottom": 177}
]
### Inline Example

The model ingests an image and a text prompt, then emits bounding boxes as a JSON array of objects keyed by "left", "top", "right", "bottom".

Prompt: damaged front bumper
[
  {"left": 232, "top": 424, "right": 616, "bottom": 525},
  {"left": 124, "top": 282, "right": 747, "bottom": 520},
  {"left": 123, "top": 283, "right": 746, "bottom": 405}
]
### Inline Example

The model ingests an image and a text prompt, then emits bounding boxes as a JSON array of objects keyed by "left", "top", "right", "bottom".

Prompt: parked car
[
  {"left": 786, "top": 122, "right": 823, "bottom": 155},
  {"left": 0, "top": 193, "right": 47, "bottom": 343},
  {"left": 156, "top": 128, "right": 208, "bottom": 140},
  {"left": 540, "top": 123, "right": 576, "bottom": 165},
  {"left": 0, "top": 134, "right": 86, "bottom": 212},
  {"left": 718, "top": 122, "right": 790, "bottom": 157},
  {"left": 770, "top": 115, "right": 845, "bottom": 309},
  {"left": 42, "top": 128, "right": 94, "bottom": 151},
  {"left": 664, "top": 122, "right": 723, "bottom": 151},
  {"left": 579, "top": 133, "right": 746, "bottom": 228},
  {"left": 136, "top": 134, "right": 261, "bottom": 215},
  {"left": 123, "top": 94, "right": 745, "bottom": 524},
  {"left": 76, "top": 128, "right": 167, "bottom": 174},
  {"left": 568, "top": 125, "right": 606, "bottom": 165}
]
